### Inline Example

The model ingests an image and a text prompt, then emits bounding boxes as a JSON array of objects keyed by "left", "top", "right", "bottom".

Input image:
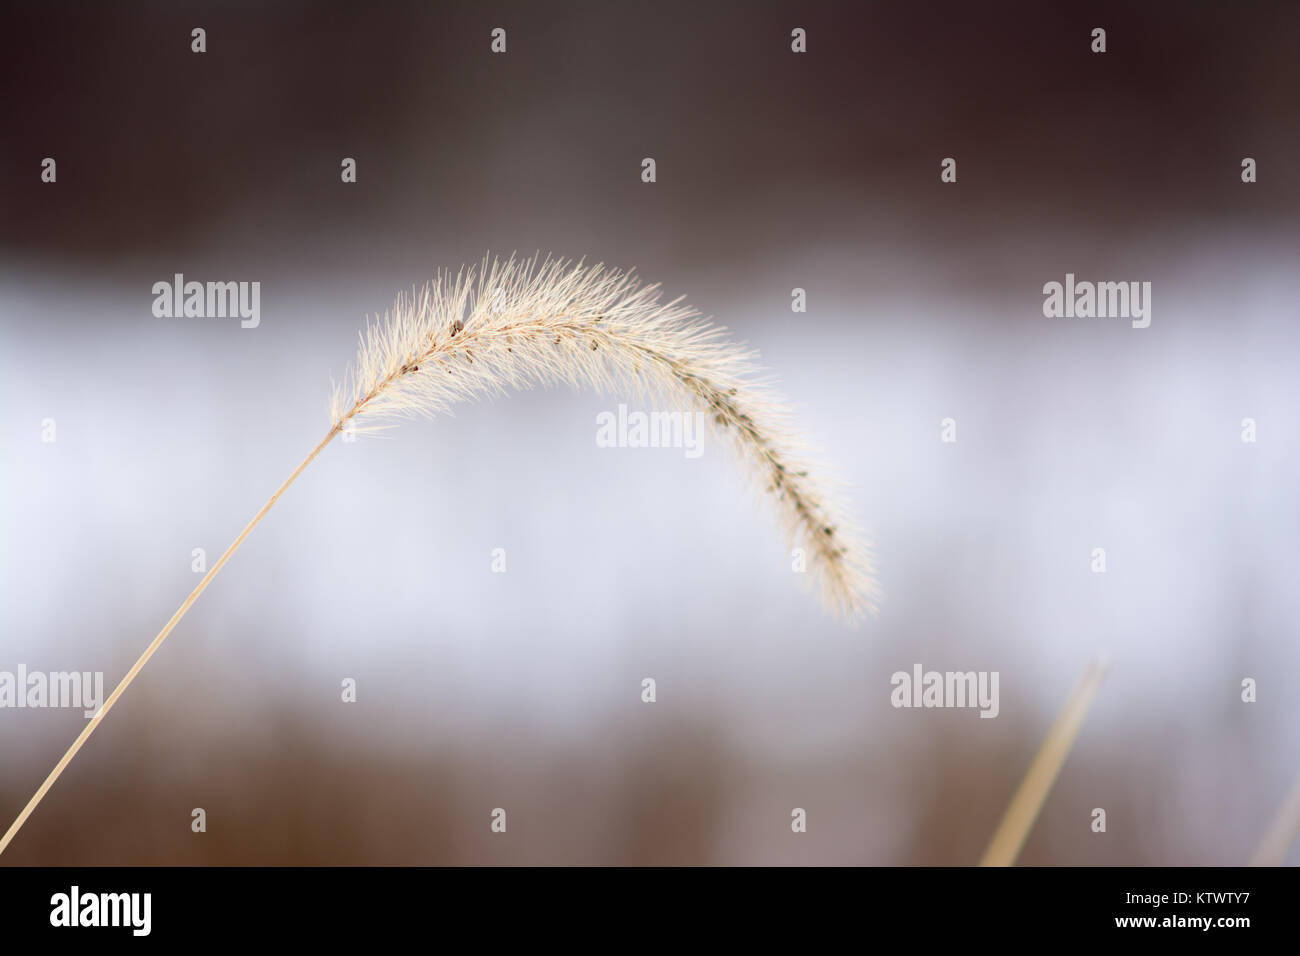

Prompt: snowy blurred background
[{"left": 1, "top": 1, "right": 1297, "bottom": 864}]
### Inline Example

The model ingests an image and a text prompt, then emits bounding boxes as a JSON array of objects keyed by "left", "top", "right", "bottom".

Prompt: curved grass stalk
[{"left": 0, "top": 254, "right": 873, "bottom": 858}]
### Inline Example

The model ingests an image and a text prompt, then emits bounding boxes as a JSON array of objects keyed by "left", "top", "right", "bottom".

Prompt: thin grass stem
[
  {"left": 0, "top": 426, "right": 340, "bottom": 858},
  {"left": 979, "top": 654, "right": 1109, "bottom": 867}
]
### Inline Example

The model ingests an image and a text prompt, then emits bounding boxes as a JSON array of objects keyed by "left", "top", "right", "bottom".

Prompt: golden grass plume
[{"left": 332, "top": 255, "right": 873, "bottom": 616}]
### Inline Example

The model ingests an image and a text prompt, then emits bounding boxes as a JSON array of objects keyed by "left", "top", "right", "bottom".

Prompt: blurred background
[{"left": 1, "top": 1, "right": 1298, "bottom": 864}]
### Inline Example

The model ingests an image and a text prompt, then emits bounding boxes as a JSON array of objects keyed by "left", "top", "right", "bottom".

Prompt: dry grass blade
[
  {"left": 979, "top": 654, "right": 1110, "bottom": 867},
  {"left": 1249, "top": 771, "right": 1300, "bottom": 866},
  {"left": 0, "top": 253, "right": 873, "bottom": 858}
]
